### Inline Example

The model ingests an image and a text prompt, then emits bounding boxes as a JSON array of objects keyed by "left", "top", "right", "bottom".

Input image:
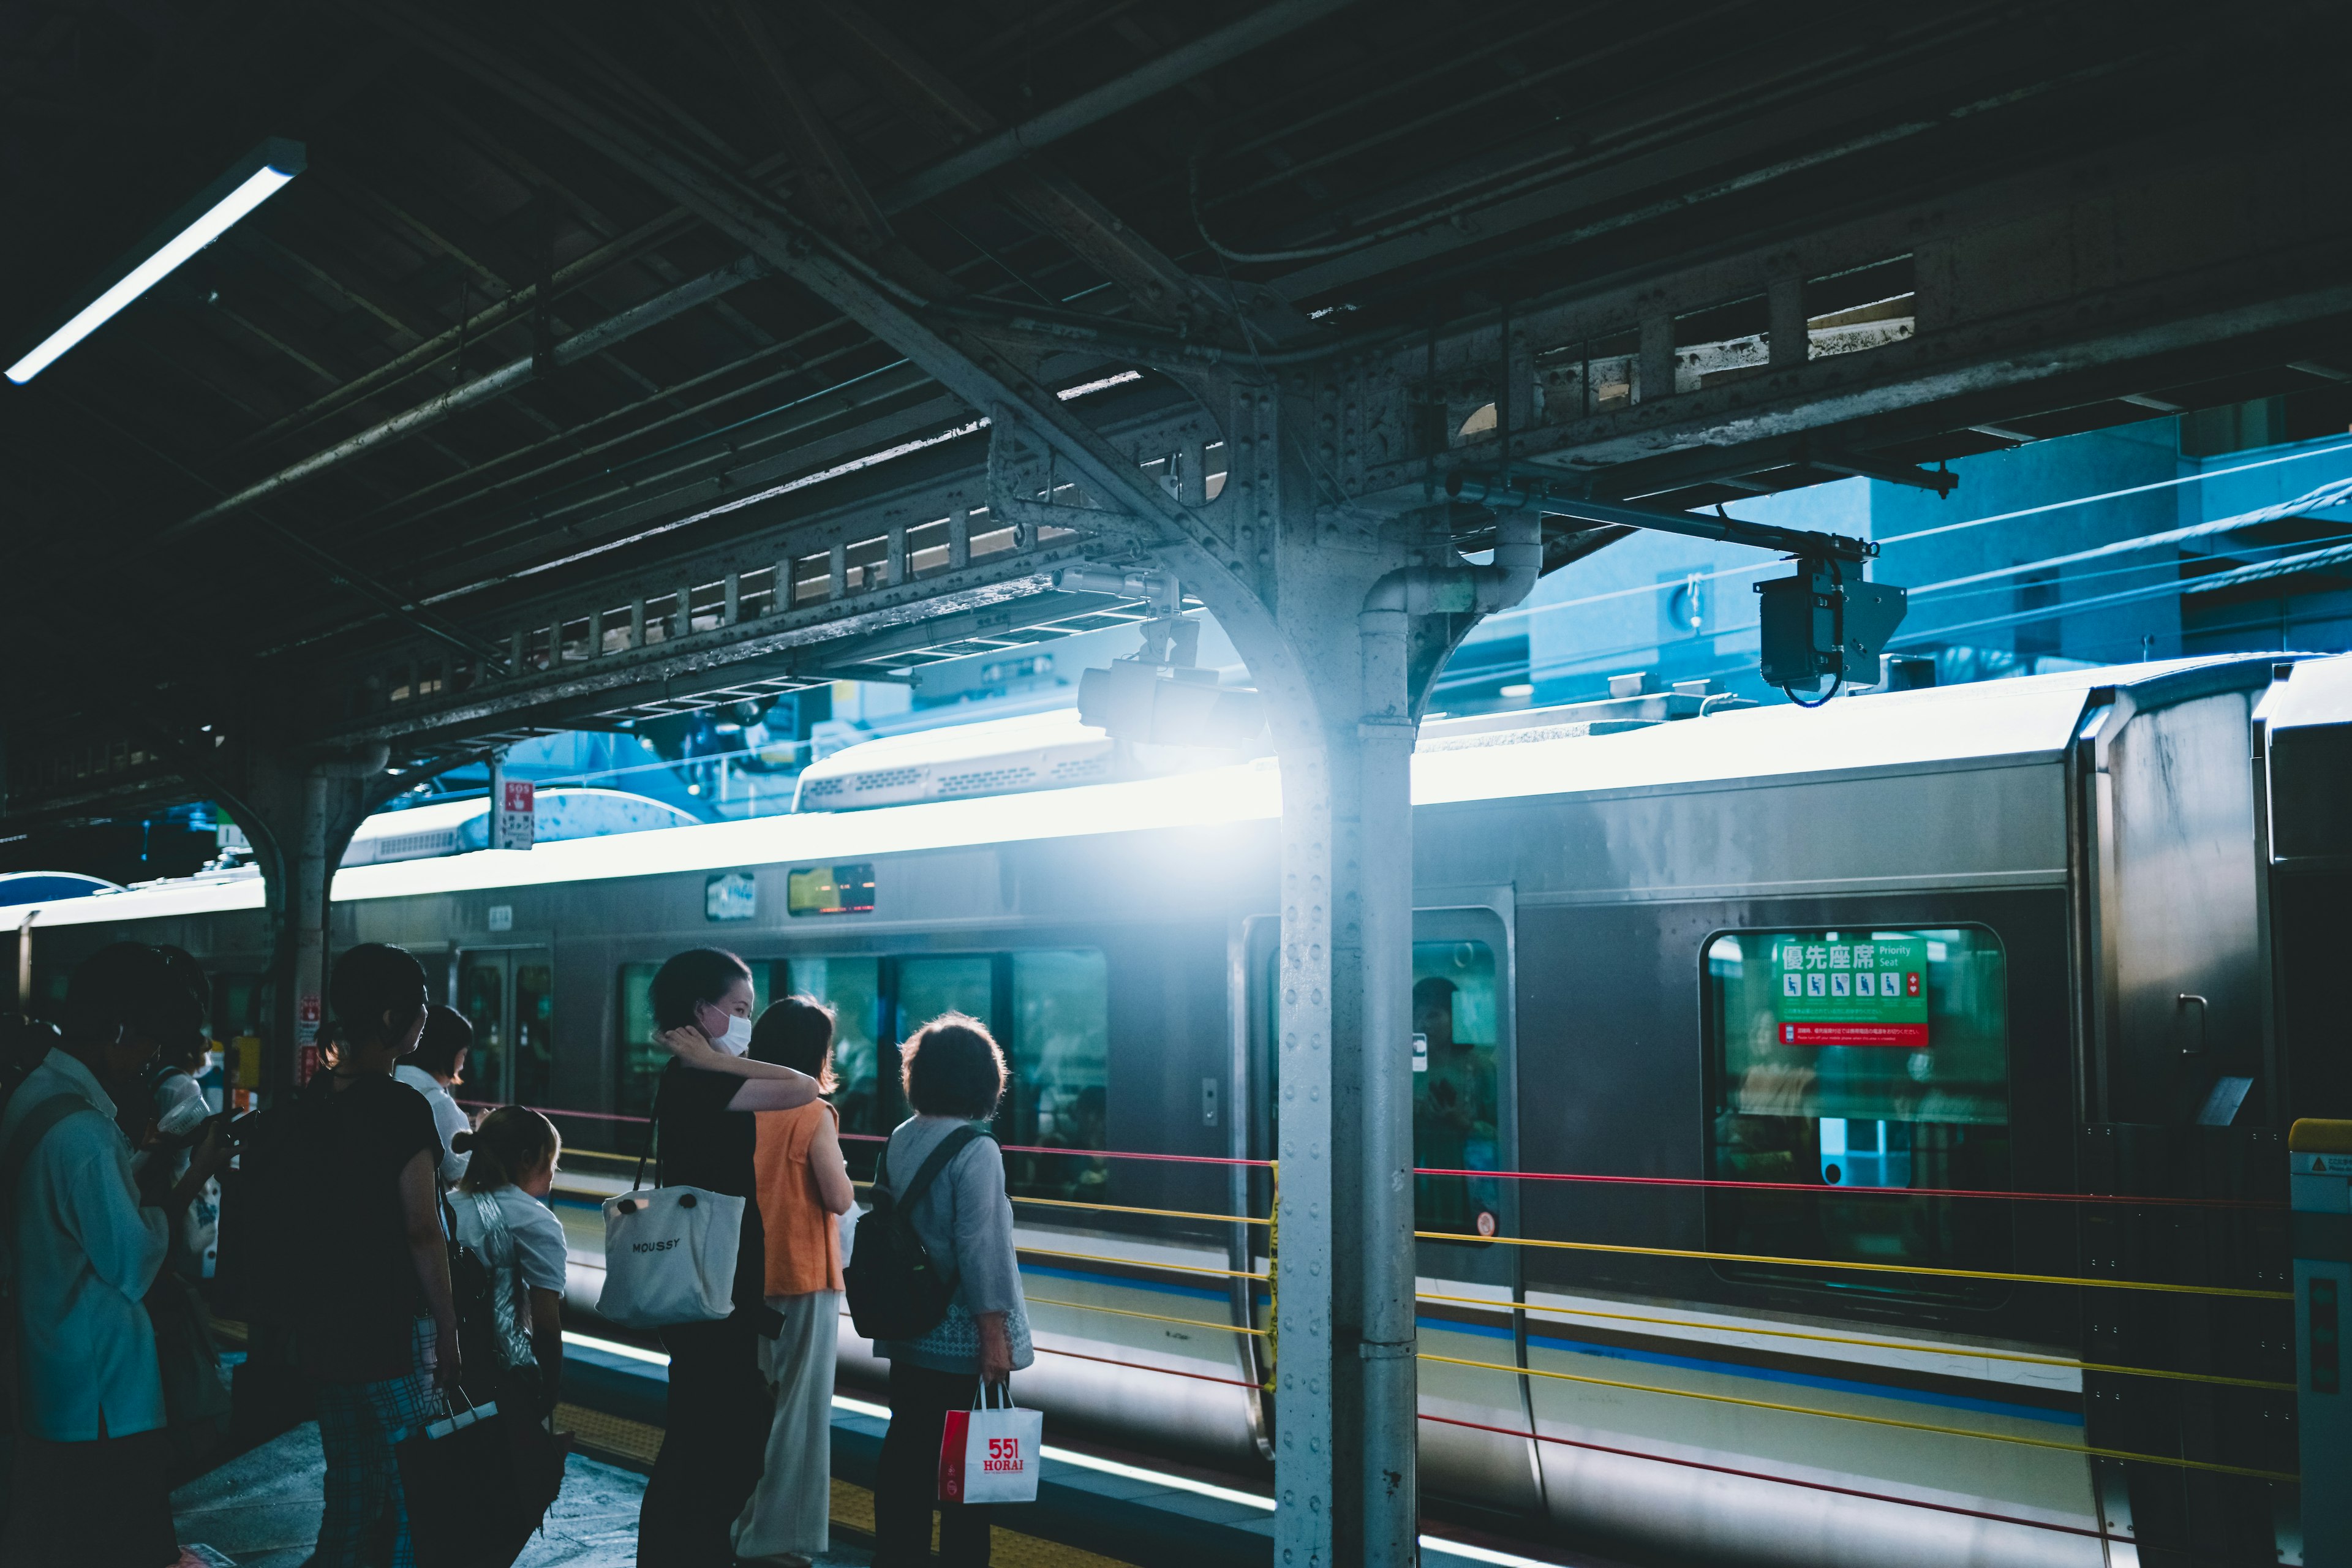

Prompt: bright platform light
[{"left": 7, "top": 153, "right": 300, "bottom": 385}]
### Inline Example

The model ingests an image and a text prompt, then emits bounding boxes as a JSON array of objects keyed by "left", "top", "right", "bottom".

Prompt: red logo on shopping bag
[{"left": 939, "top": 1410, "right": 971, "bottom": 1503}]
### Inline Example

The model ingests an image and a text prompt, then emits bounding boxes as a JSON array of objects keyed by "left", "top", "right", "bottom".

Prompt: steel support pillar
[
  {"left": 228, "top": 744, "right": 390, "bottom": 1091},
  {"left": 1173, "top": 415, "right": 1424, "bottom": 1567},
  {"left": 1258, "top": 634, "right": 1419, "bottom": 1568},
  {"left": 1197, "top": 460, "right": 1541, "bottom": 1566}
]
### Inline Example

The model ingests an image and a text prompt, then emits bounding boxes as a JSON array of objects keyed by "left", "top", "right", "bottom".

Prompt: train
[{"left": 10, "top": 649, "right": 2347, "bottom": 1568}]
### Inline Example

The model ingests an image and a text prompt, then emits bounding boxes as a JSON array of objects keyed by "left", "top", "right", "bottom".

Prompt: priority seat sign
[{"left": 1773, "top": 935, "right": 1927, "bottom": 1047}]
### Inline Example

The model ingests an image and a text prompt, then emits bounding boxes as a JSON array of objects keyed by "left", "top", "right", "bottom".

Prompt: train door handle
[{"left": 2176, "top": 993, "right": 2209, "bottom": 1057}]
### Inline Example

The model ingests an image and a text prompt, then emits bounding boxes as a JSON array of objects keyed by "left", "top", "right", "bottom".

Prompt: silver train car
[{"left": 12, "top": 650, "right": 2348, "bottom": 1568}]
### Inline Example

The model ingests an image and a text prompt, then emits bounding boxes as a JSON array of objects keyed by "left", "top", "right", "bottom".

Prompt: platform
[{"left": 172, "top": 1325, "right": 1580, "bottom": 1568}]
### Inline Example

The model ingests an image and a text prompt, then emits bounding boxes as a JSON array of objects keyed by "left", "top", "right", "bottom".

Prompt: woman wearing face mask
[{"left": 636, "top": 948, "right": 822, "bottom": 1568}]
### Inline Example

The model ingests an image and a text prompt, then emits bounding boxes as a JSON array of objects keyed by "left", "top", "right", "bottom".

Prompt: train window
[
  {"left": 1006, "top": 949, "right": 1110, "bottom": 1201},
  {"left": 1705, "top": 925, "right": 2011, "bottom": 1302},
  {"left": 785, "top": 956, "right": 885, "bottom": 1138},
  {"left": 514, "top": 959, "right": 554, "bottom": 1109},
  {"left": 896, "top": 956, "right": 997, "bottom": 1039},
  {"left": 617, "top": 963, "right": 661, "bottom": 1121},
  {"left": 1414, "top": 940, "right": 1502, "bottom": 1237},
  {"left": 459, "top": 956, "right": 508, "bottom": 1104}
]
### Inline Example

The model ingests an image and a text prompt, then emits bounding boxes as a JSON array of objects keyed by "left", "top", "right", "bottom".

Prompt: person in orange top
[{"left": 733, "top": 995, "right": 857, "bottom": 1567}]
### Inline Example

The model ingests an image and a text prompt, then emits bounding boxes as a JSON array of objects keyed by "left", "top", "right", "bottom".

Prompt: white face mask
[{"left": 712, "top": 1013, "right": 753, "bottom": 1057}]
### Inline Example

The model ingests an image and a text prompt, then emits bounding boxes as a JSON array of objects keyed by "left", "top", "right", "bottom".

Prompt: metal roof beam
[
  {"left": 156, "top": 254, "right": 771, "bottom": 543},
  {"left": 809, "top": 0, "right": 1227, "bottom": 331},
  {"left": 372, "top": 4, "right": 1208, "bottom": 556},
  {"left": 874, "top": 0, "right": 1359, "bottom": 211}
]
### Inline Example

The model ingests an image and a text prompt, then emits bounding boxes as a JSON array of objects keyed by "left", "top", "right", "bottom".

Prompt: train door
[{"left": 456, "top": 946, "right": 555, "bottom": 1106}]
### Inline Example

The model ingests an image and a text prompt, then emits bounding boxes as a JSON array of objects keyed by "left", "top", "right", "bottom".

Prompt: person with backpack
[
  {"left": 635, "top": 949, "right": 823, "bottom": 1568},
  {"left": 0, "top": 943, "right": 230, "bottom": 1567},
  {"left": 861, "top": 1012, "right": 1033, "bottom": 1568},
  {"left": 731, "top": 997, "right": 855, "bottom": 1566},
  {"left": 287, "top": 943, "right": 463, "bottom": 1568}
]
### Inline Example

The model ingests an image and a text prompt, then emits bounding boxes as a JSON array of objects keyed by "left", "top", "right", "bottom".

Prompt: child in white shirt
[{"left": 448, "top": 1107, "right": 567, "bottom": 1411}]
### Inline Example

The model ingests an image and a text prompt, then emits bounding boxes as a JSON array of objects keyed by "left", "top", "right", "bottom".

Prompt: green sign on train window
[
  {"left": 788, "top": 862, "right": 875, "bottom": 916},
  {"left": 1771, "top": 935, "right": 1928, "bottom": 1047}
]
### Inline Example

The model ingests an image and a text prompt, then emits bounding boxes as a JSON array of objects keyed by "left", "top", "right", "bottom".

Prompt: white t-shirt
[
  {"left": 394, "top": 1063, "right": 472, "bottom": 1183},
  {"left": 450, "top": 1185, "right": 568, "bottom": 1294}
]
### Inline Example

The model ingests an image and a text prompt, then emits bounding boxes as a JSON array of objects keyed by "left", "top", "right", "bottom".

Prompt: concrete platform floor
[{"left": 168, "top": 1422, "right": 877, "bottom": 1568}]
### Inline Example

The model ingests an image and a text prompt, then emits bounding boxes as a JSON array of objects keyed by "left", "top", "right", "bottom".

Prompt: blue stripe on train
[
  {"left": 567, "top": 1217, "right": 2068, "bottom": 1431},
  {"left": 1420, "top": 1316, "right": 2081, "bottom": 1428}
]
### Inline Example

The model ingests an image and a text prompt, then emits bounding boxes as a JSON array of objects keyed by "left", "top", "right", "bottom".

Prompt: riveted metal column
[
  {"left": 1182, "top": 372, "right": 1423, "bottom": 1568},
  {"left": 230, "top": 745, "right": 388, "bottom": 1092}
]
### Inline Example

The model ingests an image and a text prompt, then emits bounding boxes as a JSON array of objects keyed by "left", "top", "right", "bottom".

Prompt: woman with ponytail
[{"left": 446, "top": 1107, "right": 567, "bottom": 1412}]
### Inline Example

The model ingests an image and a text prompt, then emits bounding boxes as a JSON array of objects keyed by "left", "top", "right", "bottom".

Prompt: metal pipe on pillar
[{"left": 1346, "top": 510, "right": 1544, "bottom": 1562}]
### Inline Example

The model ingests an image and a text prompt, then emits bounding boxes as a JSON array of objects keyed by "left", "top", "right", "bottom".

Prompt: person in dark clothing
[
  {"left": 290, "top": 943, "right": 463, "bottom": 1568},
  {"left": 635, "top": 948, "right": 821, "bottom": 1568}
]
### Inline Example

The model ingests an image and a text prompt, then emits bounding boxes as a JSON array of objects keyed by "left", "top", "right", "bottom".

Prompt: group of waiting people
[
  {"left": 0, "top": 943, "right": 235, "bottom": 1565},
  {"left": 637, "top": 946, "right": 1035, "bottom": 1568},
  {"left": 0, "top": 936, "right": 1031, "bottom": 1567},
  {"left": 0, "top": 940, "right": 568, "bottom": 1568}
]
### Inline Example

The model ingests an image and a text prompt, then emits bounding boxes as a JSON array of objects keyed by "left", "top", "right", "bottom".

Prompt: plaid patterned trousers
[{"left": 312, "top": 1317, "right": 440, "bottom": 1568}]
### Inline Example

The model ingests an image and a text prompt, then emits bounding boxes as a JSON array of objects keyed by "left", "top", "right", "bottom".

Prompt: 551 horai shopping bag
[{"left": 938, "top": 1384, "right": 1042, "bottom": 1504}]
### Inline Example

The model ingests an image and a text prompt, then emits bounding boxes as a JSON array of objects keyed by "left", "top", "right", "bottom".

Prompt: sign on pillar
[
  {"left": 493, "top": 778, "right": 536, "bottom": 851},
  {"left": 295, "top": 992, "right": 322, "bottom": 1085},
  {"left": 2293, "top": 1118, "right": 2351, "bottom": 1566}
]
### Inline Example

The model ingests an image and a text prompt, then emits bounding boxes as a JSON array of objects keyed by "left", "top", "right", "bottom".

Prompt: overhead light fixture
[{"left": 6, "top": 137, "right": 305, "bottom": 385}]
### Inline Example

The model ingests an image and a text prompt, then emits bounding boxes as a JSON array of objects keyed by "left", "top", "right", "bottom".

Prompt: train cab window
[
  {"left": 1008, "top": 949, "right": 1110, "bottom": 1202},
  {"left": 783, "top": 956, "right": 884, "bottom": 1138},
  {"left": 1705, "top": 926, "right": 2011, "bottom": 1302},
  {"left": 1414, "top": 940, "right": 1502, "bottom": 1237}
]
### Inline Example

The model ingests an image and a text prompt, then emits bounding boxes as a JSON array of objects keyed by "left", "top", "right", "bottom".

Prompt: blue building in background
[{"left": 1441, "top": 400, "right": 2352, "bottom": 713}]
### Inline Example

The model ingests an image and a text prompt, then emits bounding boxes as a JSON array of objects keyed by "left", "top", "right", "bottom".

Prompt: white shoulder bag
[{"left": 596, "top": 1087, "right": 742, "bottom": 1328}]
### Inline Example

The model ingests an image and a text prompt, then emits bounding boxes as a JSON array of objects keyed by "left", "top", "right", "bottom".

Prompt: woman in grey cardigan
[{"left": 870, "top": 1013, "right": 1034, "bottom": 1567}]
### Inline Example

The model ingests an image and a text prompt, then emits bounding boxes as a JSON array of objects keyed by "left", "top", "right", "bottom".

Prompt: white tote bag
[
  {"left": 937, "top": 1384, "right": 1042, "bottom": 1505},
  {"left": 597, "top": 1184, "right": 743, "bottom": 1328}
]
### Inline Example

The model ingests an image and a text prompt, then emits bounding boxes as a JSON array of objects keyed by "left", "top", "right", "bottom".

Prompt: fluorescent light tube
[{"left": 7, "top": 149, "right": 301, "bottom": 385}]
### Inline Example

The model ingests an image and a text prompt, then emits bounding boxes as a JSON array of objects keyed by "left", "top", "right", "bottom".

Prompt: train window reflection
[
  {"left": 1705, "top": 925, "right": 2011, "bottom": 1302},
  {"left": 459, "top": 956, "right": 507, "bottom": 1102},
  {"left": 514, "top": 960, "right": 554, "bottom": 1109},
  {"left": 785, "top": 956, "right": 884, "bottom": 1139},
  {"left": 1008, "top": 949, "right": 1110, "bottom": 1203},
  {"left": 616, "top": 963, "right": 661, "bottom": 1120},
  {"left": 896, "top": 956, "right": 997, "bottom": 1050},
  {"left": 1414, "top": 940, "right": 1501, "bottom": 1237}
]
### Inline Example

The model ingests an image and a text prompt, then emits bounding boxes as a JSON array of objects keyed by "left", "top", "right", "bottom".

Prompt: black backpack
[{"left": 844, "top": 1126, "right": 985, "bottom": 1342}]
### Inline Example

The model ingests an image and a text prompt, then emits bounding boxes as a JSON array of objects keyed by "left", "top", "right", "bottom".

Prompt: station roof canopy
[{"left": 4, "top": 1, "right": 2351, "bottom": 819}]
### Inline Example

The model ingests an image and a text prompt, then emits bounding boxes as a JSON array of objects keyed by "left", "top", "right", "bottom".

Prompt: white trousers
[{"left": 731, "top": 1289, "right": 840, "bottom": 1562}]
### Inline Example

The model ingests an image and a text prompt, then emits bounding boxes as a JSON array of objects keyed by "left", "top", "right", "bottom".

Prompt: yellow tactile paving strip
[{"left": 552, "top": 1403, "right": 1136, "bottom": 1567}]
